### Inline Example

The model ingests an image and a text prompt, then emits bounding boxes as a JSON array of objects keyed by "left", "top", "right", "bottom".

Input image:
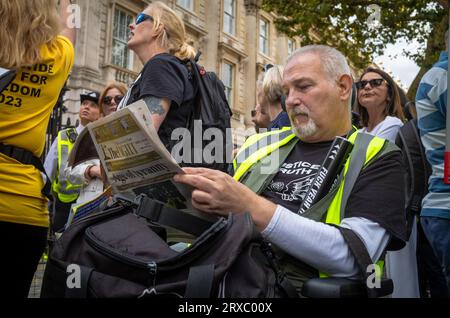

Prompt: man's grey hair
[{"left": 287, "top": 45, "right": 352, "bottom": 82}]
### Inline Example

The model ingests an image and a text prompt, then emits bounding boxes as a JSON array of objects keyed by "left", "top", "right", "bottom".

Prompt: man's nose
[{"left": 285, "top": 92, "right": 298, "bottom": 109}]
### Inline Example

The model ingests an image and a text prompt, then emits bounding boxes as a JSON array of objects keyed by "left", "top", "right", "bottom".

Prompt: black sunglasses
[
  {"left": 135, "top": 13, "right": 154, "bottom": 25},
  {"left": 103, "top": 95, "right": 124, "bottom": 105},
  {"left": 356, "top": 78, "right": 387, "bottom": 89}
]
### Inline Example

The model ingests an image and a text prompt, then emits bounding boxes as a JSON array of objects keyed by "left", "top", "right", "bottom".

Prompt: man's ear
[{"left": 338, "top": 74, "right": 353, "bottom": 102}]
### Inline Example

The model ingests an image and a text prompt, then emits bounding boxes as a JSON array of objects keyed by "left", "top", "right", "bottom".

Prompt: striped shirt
[{"left": 415, "top": 51, "right": 449, "bottom": 219}]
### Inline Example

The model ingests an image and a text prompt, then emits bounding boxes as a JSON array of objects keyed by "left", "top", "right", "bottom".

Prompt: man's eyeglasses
[
  {"left": 135, "top": 13, "right": 153, "bottom": 25},
  {"left": 356, "top": 78, "right": 387, "bottom": 89},
  {"left": 103, "top": 95, "right": 124, "bottom": 105}
]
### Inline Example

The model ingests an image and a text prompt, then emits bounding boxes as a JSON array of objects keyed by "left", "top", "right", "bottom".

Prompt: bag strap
[
  {"left": 0, "top": 68, "right": 16, "bottom": 93},
  {"left": 134, "top": 195, "right": 214, "bottom": 237},
  {"left": 397, "top": 127, "right": 416, "bottom": 239},
  {"left": 184, "top": 264, "right": 215, "bottom": 298},
  {"left": 397, "top": 127, "right": 415, "bottom": 208},
  {"left": 339, "top": 133, "right": 375, "bottom": 222},
  {"left": 338, "top": 227, "right": 380, "bottom": 298},
  {"left": 411, "top": 119, "right": 431, "bottom": 197},
  {"left": 0, "top": 142, "right": 52, "bottom": 200}
]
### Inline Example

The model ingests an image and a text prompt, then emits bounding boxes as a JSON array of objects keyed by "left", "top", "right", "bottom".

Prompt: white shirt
[
  {"left": 262, "top": 205, "right": 390, "bottom": 279},
  {"left": 359, "top": 116, "right": 403, "bottom": 143},
  {"left": 64, "top": 158, "right": 104, "bottom": 206}
]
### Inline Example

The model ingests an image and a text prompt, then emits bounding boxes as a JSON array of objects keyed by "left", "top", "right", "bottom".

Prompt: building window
[
  {"left": 177, "top": 0, "right": 194, "bottom": 11},
  {"left": 223, "top": 0, "right": 236, "bottom": 35},
  {"left": 222, "top": 62, "right": 234, "bottom": 108},
  {"left": 259, "top": 19, "right": 269, "bottom": 55},
  {"left": 112, "top": 8, "right": 134, "bottom": 69},
  {"left": 288, "top": 39, "right": 295, "bottom": 56}
]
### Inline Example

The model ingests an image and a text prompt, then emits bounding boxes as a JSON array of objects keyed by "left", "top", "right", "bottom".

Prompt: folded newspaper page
[{"left": 68, "top": 100, "right": 215, "bottom": 222}]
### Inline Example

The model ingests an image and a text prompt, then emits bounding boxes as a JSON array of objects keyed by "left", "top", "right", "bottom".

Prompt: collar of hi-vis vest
[{"left": 233, "top": 126, "right": 358, "bottom": 182}]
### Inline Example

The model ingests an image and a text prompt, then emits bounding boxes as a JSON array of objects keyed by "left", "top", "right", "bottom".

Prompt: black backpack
[
  {"left": 395, "top": 119, "right": 431, "bottom": 239},
  {"left": 183, "top": 53, "right": 233, "bottom": 173},
  {"left": 41, "top": 196, "right": 297, "bottom": 298}
]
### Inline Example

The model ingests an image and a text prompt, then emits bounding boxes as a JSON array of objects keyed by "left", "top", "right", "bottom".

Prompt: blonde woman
[
  {"left": 257, "top": 65, "right": 290, "bottom": 130},
  {"left": 118, "top": 1, "right": 197, "bottom": 153},
  {"left": 0, "top": 0, "right": 75, "bottom": 297}
]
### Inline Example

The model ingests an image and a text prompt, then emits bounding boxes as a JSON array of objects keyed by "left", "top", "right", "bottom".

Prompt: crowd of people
[{"left": 0, "top": 0, "right": 448, "bottom": 298}]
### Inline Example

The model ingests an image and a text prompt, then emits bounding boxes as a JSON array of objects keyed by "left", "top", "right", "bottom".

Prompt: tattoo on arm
[{"left": 144, "top": 96, "right": 166, "bottom": 116}]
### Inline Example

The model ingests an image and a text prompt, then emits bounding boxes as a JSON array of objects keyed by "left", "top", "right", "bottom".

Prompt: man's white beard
[
  {"left": 289, "top": 106, "right": 318, "bottom": 139},
  {"left": 292, "top": 117, "right": 318, "bottom": 138}
]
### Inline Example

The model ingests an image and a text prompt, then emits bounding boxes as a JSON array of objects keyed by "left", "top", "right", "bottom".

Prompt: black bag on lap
[{"left": 41, "top": 197, "right": 296, "bottom": 298}]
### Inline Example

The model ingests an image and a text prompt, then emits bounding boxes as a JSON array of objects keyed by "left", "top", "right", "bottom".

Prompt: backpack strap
[
  {"left": 134, "top": 195, "right": 214, "bottom": 237},
  {"left": 0, "top": 142, "right": 52, "bottom": 200},
  {"left": 339, "top": 133, "right": 375, "bottom": 222},
  {"left": 338, "top": 227, "right": 393, "bottom": 298},
  {"left": 184, "top": 264, "right": 215, "bottom": 298},
  {"left": 0, "top": 67, "right": 16, "bottom": 93},
  {"left": 411, "top": 119, "right": 431, "bottom": 201}
]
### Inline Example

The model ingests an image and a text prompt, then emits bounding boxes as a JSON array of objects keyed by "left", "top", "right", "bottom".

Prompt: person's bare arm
[
  {"left": 143, "top": 96, "right": 171, "bottom": 132},
  {"left": 59, "top": 0, "right": 76, "bottom": 45}
]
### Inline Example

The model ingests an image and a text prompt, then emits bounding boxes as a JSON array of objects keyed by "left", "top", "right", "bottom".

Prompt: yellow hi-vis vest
[
  {"left": 233, "top": 128, "right": 398, "bottom": 284},
  {"left": 51, "top": 128, "right": 81, "bottom": 203}
]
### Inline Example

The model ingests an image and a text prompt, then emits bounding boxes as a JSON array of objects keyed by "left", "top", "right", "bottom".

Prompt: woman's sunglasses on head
[
  {"left": 103, "top": 95, "right": 124, "bottom": 105},
  {"left": 135, "top": 13, "right": 154, "bottom": 25},
  {"left": 356, "top": 78, "right": 387, "bottom": 90}
]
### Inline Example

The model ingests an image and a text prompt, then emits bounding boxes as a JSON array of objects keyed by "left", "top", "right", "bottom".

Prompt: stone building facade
[{"left": 65, "top": 0, "right": 300, "bottom": 145}]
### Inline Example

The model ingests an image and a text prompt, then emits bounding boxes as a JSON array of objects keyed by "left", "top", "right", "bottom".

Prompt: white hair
[
  {"left": 256, "top": 65, "right": 284, "bottom": 104},
  {"left": 287, "top": 45, "right": 351, "bottom": 82}
]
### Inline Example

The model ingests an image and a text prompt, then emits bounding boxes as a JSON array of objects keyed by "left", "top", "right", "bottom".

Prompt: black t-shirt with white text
[
  {"left": 261, "top": 139, "right": 407, "bottom": 242},
  {"left": 126, "top": 53, "right": 195, "bottom": 151}
]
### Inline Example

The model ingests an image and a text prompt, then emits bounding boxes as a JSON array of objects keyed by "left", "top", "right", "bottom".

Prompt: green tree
[{"left": 262, "top": 0, "right": 448, "bottom": 100}]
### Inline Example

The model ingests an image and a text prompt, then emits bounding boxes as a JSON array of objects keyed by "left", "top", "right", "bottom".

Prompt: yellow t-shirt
[{"left": 0, "top": 35, "right": 74, "bottom": 228}]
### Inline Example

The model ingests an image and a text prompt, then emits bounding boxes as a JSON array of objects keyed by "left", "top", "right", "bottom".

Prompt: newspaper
[
  {"left": 65, "top": 186, "right": 113, "bottom": 229},
  {"left": 68, "top": 100, "right": 215, "bottom": 222}
]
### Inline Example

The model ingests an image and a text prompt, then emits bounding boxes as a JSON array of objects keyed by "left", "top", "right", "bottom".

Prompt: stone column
[
  {"left": 243, "top": 0, "right": 261, "bottom": 128},
  {"left": 202, "top": 0, "right": 220, "bottom": 71},
  {"left": 70, "top": 0, "right": 103, "bottom": 87}
]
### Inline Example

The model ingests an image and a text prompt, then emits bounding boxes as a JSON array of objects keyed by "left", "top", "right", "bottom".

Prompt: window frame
[
  {"left": 177, "top": 0, "right": 194, "bottom": 11},
  {"left": 222, "top": 62, "right": 234, "bottom": 109},
  {"left": 288, "top": 38, "right": 296, "bottom": 56},
  {"left": 259, "top": 18, "right": 269, "bottom": 55},
  {"left": 112, "top": 7, "right": 134, "bottom": 70},
  {"left": 223, "top": 0, "right": 236, "bottom": 35}
]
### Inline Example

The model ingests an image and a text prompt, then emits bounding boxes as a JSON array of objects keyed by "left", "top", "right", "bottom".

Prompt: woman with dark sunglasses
[
  {"left": 99, "top": 82, "right": 127, "bottom": 116},
  {"left": 357, "top": 68, "right": 419, "bottom": 298},
  {"left": 117, "top": 1, "right": 196, "bottom": 154},
  {"left": 355, "top": 67, "right": 405, "bottom": 142}
]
